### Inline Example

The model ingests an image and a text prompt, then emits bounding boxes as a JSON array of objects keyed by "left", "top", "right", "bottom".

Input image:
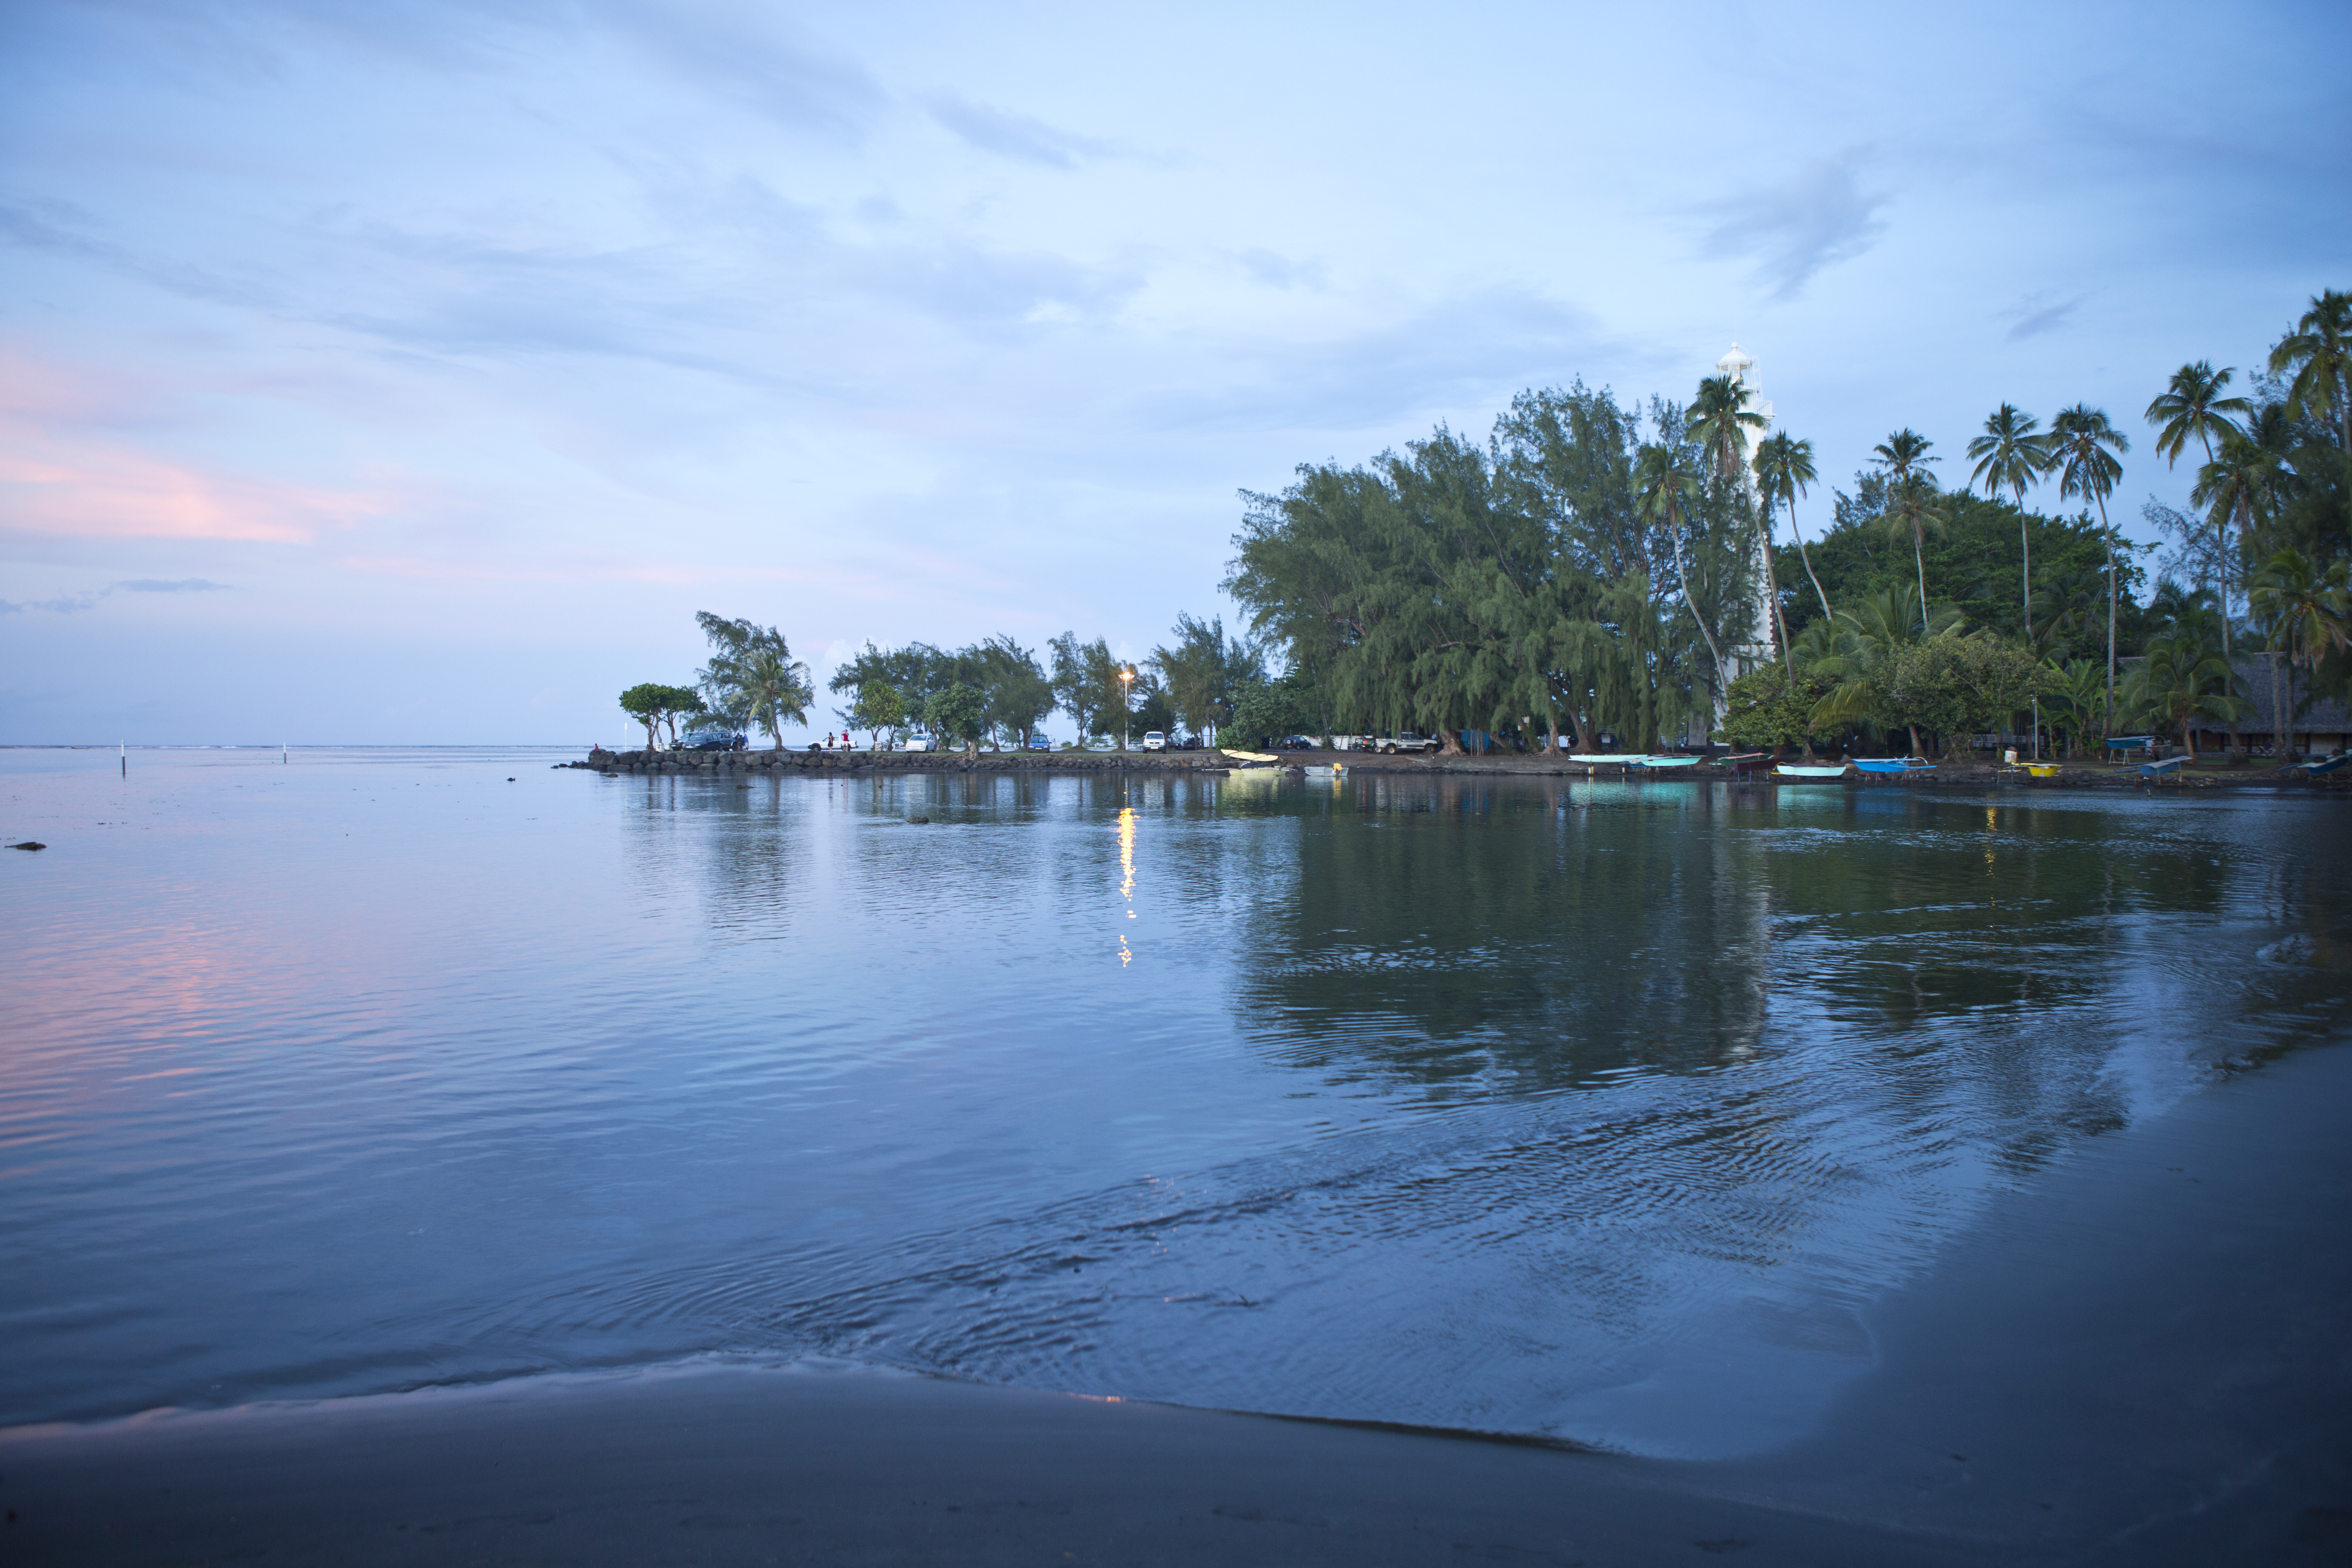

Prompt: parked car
[
  {"left": 902, "top": 736, "right": 932, "bottom": 752},
  {"left": 1026, "top": 733, "right": 1053, "bottom": 751},
  {"left": 1142, "top": 730, "right": 1167, "bottom": 751},
  {"left": 678, "top": 727, "right": 747, "bottom": 752},
  {"left": 1373, "top": 733, "right": 1439, "bottom": 754},
  {"left": 1279, "top": 735, "right": 1318, "bottom": 751}
]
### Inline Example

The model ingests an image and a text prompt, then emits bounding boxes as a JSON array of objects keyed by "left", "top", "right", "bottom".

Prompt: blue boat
[
  {"left": 2140, "top": 755, "right": 2188, "bottom": 778},
  {"left": 1853, "top": 758, "right": 1934, "bottom": 775},
  {"left": 2297, "top": 754, "right": 2352, "bottom": 775}
]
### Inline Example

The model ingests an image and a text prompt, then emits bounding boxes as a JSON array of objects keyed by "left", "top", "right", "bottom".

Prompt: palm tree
[
  {"left": 2267, "top": 289, "right": 2352, "bottom": 462},
  {"left": 737, "top": 644, "right": 813, "bottom": 750},
  {"left": 2191, "top": 428, "right": 2283, "bottom": 758},
  {"left": 1806, "top": 586, "right": 1965, "bottom": 758},
  {"left": 2145, "top": 362, "right": 2251, "bottom": 642},
  {"left": 1753, "top": 432, "right": 1830, "bottom": 621},
  {"left": 1687, "top": 374, "right": 1767, "bottom": 482},
  {"left": 2248, "top": 550, "right": 2352, "bottom": 760},
  {"left": 2040, "top": 659, "right": 2107, "bottom": 758},
  {"left": 1634, "top": 441, "right": 1729, "bottom": 699},
  {"left": 1870, "top": 429, "right": 1940, "bottom": 631},
  {"left": 2191, "top": 428, "right": 2282, "bottom": 609},
  {"left": 2119, "top": 628, "right": 2245, "bottom": 761},
  {"left": 1965, "top": 405, "right": 2052, "bottom": 640},
  {"left": 2047, "top": 405, "right": 2129, "bottom": 733}
]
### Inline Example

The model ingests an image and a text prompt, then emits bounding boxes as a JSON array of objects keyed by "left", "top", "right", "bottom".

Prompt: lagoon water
[{"left": 6, "top": 748, "right": 2350, "bottom": 1457}]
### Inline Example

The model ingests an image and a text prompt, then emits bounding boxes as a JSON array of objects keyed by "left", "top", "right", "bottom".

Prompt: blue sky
[{"left": 2, "top": 0, "right": 2345, "bottom": 742}]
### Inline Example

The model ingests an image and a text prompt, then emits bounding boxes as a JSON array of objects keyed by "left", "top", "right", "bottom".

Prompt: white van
[{"left": 1141, "top": 730, "right": 1167, "bottom": 751}]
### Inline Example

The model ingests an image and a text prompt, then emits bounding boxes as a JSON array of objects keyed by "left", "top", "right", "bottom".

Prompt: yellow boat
[{"left": 2023, "top": 763, "right": 2061, "bottom": 779}]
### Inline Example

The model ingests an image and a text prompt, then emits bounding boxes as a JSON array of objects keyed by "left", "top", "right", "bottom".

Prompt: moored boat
[
  {"left": 1853, "top": 758, "right": 1934, "bottom": 775},
  {"left": 1773, "top": 763, "right": 1851, "bottom": 780}
]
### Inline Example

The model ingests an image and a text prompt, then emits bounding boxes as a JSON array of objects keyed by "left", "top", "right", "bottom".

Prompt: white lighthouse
[{"left": 1714, "top": 342, "right": 1777, "bottom": 682}]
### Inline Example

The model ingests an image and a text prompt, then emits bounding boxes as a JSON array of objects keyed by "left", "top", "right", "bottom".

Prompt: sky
[{"left": 2, "top": 0, "right": 2345, "bottom": 744}]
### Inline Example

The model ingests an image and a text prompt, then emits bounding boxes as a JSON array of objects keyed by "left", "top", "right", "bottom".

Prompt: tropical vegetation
[{"left": 610, "top": 288, "right": 2350, "bottom": 762}]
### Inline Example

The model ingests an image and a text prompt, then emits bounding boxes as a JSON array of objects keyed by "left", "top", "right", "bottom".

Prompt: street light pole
[{"left": 1118, "top": 667, "right": 1134, "bottom": 751}]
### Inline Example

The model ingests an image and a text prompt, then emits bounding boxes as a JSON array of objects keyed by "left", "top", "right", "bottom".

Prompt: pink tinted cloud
[{"left": 0, "top": 346, "right": 398, "bottom": 544}]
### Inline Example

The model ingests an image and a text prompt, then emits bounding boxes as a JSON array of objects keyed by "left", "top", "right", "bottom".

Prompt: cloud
[
  {"left": 0, "top": 196, "right": 278, "bottom": 309},
  {"left": 600, "top": 2, "right": 883, "bottom": 139},
  {"left": 2002, "top": 294, "right": 2084, "bottom": 341},
  {"left": 1695, "top": 151, "right": 1890, "bottom": 302},
  {"left": 118, "top": 577, "right": 230, "bottom": 592},
  {"left": 922, "top": 91, "right": 1118, "bottom": 169},
  {"left": 0, "top": 579, "right": 230, "bottom": 614},
  {"left": 0, "top": 379, "right": 397, "bottom": 542},
  {"left": 1237, "top": 249, "right": 1327, "bottom": 291},
  {"left": 1136, "top": 287, "right": 1615, "bottom": 434},
  {"left": 5, "top": 0, "right": 886, "bottom": 141},
  {"left": 0, "top": 440, "right": 369, "bottom": 542},
  {"left": 315, "top": 191, "right": 1143, "bottom": 370},
  {"left": 0, "top": 590, "right": 104, "bottom": 615}
]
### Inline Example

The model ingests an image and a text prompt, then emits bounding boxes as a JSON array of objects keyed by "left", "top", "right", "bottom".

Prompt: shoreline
[
  {"left": 568, "top": 744, "right": 2352, "bottom": 791},
  {"left": 8, "top": 1044, "right": 2344, "bottom": 1566}
]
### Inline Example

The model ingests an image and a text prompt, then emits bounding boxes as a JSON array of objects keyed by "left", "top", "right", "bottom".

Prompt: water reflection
[
  {"left": 1223, "top": 776, "right": 1771, "bottom": 1091},
  {"left": 8, "top": 751, "right": 2350, "bottom": 1457},
  {"left": 1118, "top": 806, "right": 1136, "bottom": 967}
]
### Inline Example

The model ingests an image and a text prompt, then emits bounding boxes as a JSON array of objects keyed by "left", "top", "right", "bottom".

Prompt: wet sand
[{"left": 6, "top": 1046, "right": 2347, "bottom": 1567}]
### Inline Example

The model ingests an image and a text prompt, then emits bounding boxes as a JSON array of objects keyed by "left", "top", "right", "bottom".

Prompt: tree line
[
  {"left": 612, "top": 288, "right": 2347, "bottom": 761},
  {"left": 1224, "top": 287, "right": 2350, "bottom": 758},
  {"left": 616, "top": 609, "right": 1271, "bottom": 754}
]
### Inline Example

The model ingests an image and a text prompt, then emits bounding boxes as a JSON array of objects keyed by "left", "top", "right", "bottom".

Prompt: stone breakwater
[{"left": 568, "top": 747, "right": 1234, "bottom": 776}]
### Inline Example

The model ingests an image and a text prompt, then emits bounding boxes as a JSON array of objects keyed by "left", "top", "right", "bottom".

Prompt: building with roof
[{"left": 2196, "top": 656, "right": 2352, "bottom": 756}]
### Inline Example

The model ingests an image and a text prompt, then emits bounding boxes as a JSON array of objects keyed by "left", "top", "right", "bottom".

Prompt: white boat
[
  {"left": 1773, "top": 763, "right": 1851, "bottom": 780},
  {"left": 1639, "top": 755, "right": 1704, "bottom": 769}
]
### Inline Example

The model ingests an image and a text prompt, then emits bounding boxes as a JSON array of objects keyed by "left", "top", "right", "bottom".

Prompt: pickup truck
[{"left": 1332, "top": 733, "right": 1441, "bottom": 755}]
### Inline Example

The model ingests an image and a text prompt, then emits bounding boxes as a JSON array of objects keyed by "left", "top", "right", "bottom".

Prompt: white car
[
  {"left": 901, "top": 736, "right": 931, "bottom": 752},
  {"left": 1141, "top": 730, "right": 1167, "bottom": 751}
]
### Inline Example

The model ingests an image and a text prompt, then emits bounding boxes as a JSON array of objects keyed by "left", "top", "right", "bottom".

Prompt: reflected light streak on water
[
  {"left": 1118, "top": 805, "right": 1135, "bottom": 966},
  {"left": 3, "top": 747, "right": 2350, "bottom": 1457}
]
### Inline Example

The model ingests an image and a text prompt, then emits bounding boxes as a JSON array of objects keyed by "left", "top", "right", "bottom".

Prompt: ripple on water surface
[{"left": 4, "top": 748, "right": 2348, "bottom": 1455}]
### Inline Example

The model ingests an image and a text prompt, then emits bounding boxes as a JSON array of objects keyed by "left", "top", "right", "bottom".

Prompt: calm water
[{"left": 5, "top": 748, "right": 2350, "bottom": 1456}]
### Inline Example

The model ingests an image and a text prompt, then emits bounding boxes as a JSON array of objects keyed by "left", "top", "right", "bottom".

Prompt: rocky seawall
[
  {"left": 567, "top": 746, "right": 1233, "bottom": 776},
  {"left": 563, "top": 746, "right": 2352, "bottom": 789}
]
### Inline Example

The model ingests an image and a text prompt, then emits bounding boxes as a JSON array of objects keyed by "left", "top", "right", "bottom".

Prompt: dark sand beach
[{"left": 9, "top": 1042, "right": 2345, "bottom": 1567}]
